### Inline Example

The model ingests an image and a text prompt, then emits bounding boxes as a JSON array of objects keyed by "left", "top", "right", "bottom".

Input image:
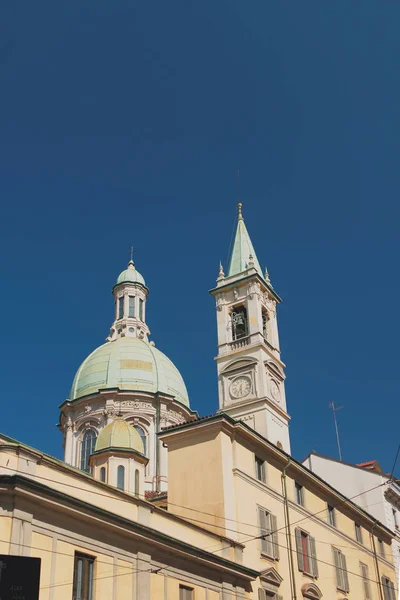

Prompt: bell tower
[{"left": 210, "top": 203, "right": 291, "bottom": 453}]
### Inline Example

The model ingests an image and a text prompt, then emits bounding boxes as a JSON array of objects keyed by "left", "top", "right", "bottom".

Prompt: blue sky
[{"left": 1, "top": 1, "right": 399, "bottom": 474}]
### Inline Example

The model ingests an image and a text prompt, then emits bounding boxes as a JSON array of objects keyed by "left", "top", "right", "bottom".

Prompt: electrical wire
[
  {"left": 0, "top": 465, "right": 396, "bottom": 592},
  {"left": 0, "top": 463, "right": 393, "bottom": 559}
]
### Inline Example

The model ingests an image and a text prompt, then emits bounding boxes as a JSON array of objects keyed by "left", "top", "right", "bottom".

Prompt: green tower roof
[{"left": 227, "top": 203, "right": 264, "bottom": 279}]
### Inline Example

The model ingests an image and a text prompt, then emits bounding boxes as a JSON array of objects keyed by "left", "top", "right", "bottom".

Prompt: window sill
[
  {"left": 336, "top": 587, "right": 349, "bottom": 594},
  {"left": 301, "top": 571, "right": 317, "bottom": 580},
  {"left": 260, "top": 553, "right": 278, "bottom": 562}
]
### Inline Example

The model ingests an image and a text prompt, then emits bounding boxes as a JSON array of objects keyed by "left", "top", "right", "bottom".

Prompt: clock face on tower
[{"left": 230, "top": 376, "right": 251, "bottom": 399}]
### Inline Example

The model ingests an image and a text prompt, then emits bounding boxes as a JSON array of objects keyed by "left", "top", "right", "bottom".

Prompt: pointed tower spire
[{"left": 227, "top": 203, "right": 263, "bottom": 279}]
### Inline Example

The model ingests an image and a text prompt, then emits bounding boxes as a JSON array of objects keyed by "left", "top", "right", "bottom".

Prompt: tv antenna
[{"left": 329, "top": 401, "right": 344, "bottom": 461}]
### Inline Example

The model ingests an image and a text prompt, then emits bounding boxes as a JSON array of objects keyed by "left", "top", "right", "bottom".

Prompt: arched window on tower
[
  {"left": 231, "top": 306, "right": 248, "bottom": 341},
  {"left": 100, "top": 467, "right": 106, "bottom": 483},
  {"left": 134, "top": 425, "right": 147, "bottom": 455},
  {"left": 117, "top": 465, "right": 125, "bottom": 490},
  {"left": 80, "top": 430, "right": 97, "bottom": 473}
]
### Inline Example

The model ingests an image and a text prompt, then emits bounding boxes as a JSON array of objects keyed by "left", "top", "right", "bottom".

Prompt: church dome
[
  {"left": 95, "top": 419, "right": 144, "bottom": 454},
  {"left": 70, "top": 337, "right": 189, "bottom": 406},
  {"left": 115, "top": 260, "right": 146, "bottom": 287}
]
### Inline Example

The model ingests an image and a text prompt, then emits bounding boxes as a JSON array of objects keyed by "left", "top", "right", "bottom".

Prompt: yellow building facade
[{"left": 160, "top": 414, "right": 397, "bottom": 600}]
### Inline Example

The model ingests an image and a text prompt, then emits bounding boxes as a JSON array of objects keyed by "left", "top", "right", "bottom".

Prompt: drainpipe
[
  {"left": 371, "top": 522, "right": 384, "bottom": 600},
  {"left": 281, "top": 458, "right": 297, "bottom": 600}
]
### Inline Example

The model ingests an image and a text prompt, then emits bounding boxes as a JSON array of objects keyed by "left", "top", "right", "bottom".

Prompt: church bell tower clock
[{"left": 210, "top": 203, "right": 291, "bottom": 453}]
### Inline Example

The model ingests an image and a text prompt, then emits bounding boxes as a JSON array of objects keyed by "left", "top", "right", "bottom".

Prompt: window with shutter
[
  {"left": 255, "top": 456, "right": 266, "bottom": 482},
  {"left": 360, "top": 563, "right": 371, "bottom": 600},
  {"left": 295, "top": 482, "right": 304, "bottom": 506},
  {"left": 258, "top": 508, "right": 278, "bottom": 559},
  {"left": 295, "top": 528, "right": 318, "bottom": 577},
  {"left": 382, "top": 576, "right": 396, "bottom": 600},
  {"left": 333, "top": 547, "right": 349, "bottom": 592},
  {"left": 355, "top": 523, "right": 363, "bottom": 544}
]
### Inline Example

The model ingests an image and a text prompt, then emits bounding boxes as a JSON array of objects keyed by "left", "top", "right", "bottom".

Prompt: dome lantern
[{"left": 108, "top": 259, "right": 150, "bottom": 343}]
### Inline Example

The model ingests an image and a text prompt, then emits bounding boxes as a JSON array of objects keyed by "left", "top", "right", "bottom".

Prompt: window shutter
[
  {"left": 309, "top": 536, "right": 318, "bottom": 578},
  {"left": 259, "top": 508, "right": 269, "bottom": 554},
  {"left": 361, "top": 563, "right": 370, "bottom": 599},
  {"left": 382, "top": 578, "right": 389, "bottom": 600},
  {"left": 295, "top": 528, "right": 304, "bottom": 572},
  {"left": 389, "top": 580, "right": 396, "bottom": 600},
  {"left": 270, "top": 514, "right": 279, "bottom": 559},
  {"left": 258, "top": 590, "right": 267, "bottom": 600},
  {"left": 333, "top": 548, "right": 343, "bottom": 589},
  {"left": 341, "top": 552, "right": 349, "bottom": 592}
]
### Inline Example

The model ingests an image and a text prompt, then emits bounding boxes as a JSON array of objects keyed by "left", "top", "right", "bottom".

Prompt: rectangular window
[
  {"left": 378, "top": 538, "right": 385, "bottom": 557},
  {"left": 179, "top": 585, "right": 194, "bottom": 600},
  {"left": 360, "top": 562, "right": 371, "bottom": 600},
  {"left": 295, "top": 482, "right": 304, "bottom": 506},
  {"left": 328, "top": 504, "right": 336, "bottom": 527},
  {"left": 382, "top": 576, "right": 396, "bottom": 600},
  {"left": 332, "top": 547, "right": 349, "bottom": 592},
  {"left": 258, "top": 507, "right": 279, "bottom": 559},
  {"left": 118, "top": 296, "right": 124, "bottom": 319},
  {"left": 392, "top": 508, "right": 399, "bottom": 529},
  {"left": 355, "top": 523, "right": 363, "bottom": 544},
  {"left": 255, "top": 457, "right": 265, "bottom": 482},
  {"left": 73, "top": 553, "right": 94, "bottom": 600},
  {"left": 139, "top": 298, "right": 144, "bottom": 321},
  {"left": 128, "top": 295, "right": 135, "bottom": 318},
  {"left": 295, "top": 528, "right": 318, "bottom": 577}
]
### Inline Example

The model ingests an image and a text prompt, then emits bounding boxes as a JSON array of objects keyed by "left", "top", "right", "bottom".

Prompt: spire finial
[
  {"left": 237, "top": 169, "right": 243, "bottom": 221},
  {"left": 128, "top": 246, "right": 136, "bottom": 268},
  {"left": 217, "top": 261, "right": 225, "bottom": 280},
  {"left": 248, "top": 253, "right": 254, "bottom": 268}
]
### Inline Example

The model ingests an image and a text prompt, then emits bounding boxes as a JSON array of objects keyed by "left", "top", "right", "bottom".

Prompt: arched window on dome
[
  {"left": 117, "top": 465, "right": 125, "bottom": 491},
  {"left": 134, "top": 425, "right": 147, "bottom": 455},
  {"left": 80, "top": 430, "right": 97, "bottom": 473}
]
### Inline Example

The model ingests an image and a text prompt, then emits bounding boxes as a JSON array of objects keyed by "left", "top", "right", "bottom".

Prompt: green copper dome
[
  {"left": 95, "top": 419, "right": 144, "bottom": 454},
  {"left": 115, "top": 260, "right": 146, "bottom": 287},
  {"left": 70, "top": 337, "right": 189, "bottom": 406}
]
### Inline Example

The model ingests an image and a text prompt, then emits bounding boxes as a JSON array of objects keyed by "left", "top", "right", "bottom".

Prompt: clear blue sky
[{"left": 1, "top": 1, "right": 399, "bottom": 474}]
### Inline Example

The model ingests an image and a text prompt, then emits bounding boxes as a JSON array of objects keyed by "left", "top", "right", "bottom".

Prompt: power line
[{"left": 0, "top": 464, "right": 391, "bottom": 557}]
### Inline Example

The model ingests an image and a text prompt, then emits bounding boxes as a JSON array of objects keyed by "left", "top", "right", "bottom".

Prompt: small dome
[
  {"left": 95, "top": 419, "right": 144, "bottom": 454},
  {"left": 115, "top": 260, "right": 146, "bottom": 287},
  {"left": 70, "top": 337, "right": 190, "bottom": 406}
]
